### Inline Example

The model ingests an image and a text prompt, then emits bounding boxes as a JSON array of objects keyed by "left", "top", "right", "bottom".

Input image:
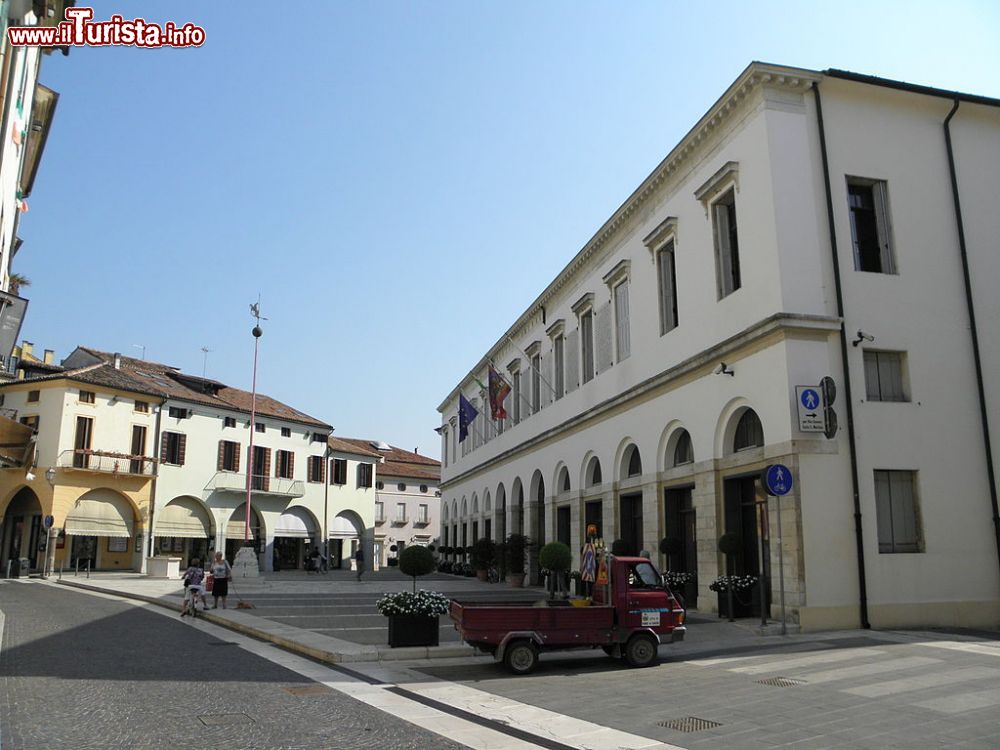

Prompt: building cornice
[
  {"left": 440, "top": 311, "right": 839, "bottom": 489},
  {"left": 437, "top": 62, "right": 820, "bottom": 413}
]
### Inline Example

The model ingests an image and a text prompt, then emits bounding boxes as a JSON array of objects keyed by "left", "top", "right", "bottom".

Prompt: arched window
[
  {"left": 673, "top": 430, "right": 693, "bottom": 466},
  {"left": 627, "top": 447, "right": 642, "bottom": 477},
  {"left": 559, "top": 467, "right": 570, "bottom": 493},
  {"left": 734, "top": 410, "right": 764, "bottom": 451},
  {"left": 588, "top": 457, "right": 602, "bottom": 486}
]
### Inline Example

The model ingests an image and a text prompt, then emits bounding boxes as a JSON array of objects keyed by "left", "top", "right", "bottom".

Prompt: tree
[
  {"left": 398, "top": 545, "right": 435, "bottom": 593},
  {"left": 8, "top": 273, "right": 30, "bottom": 297},
  {"left": 471, "top": 537, "right": 496, "bottom": 571}
]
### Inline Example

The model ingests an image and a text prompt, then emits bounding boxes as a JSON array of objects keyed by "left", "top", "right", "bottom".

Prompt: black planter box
[
  {"left": 717, "top": 584, "right": 759, "bottom": 619},
  {"left": 387, "top": 614, "right": 440, "bottom": 648}
]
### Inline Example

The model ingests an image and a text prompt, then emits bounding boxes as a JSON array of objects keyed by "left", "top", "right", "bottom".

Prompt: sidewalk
[{"left": 52, "top": 569, "right": 815, "bottom": 668}]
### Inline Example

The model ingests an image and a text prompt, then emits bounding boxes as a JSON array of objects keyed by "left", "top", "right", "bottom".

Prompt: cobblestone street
[{"left": 0, "top": 581, "right": 467, "bottom": 750}]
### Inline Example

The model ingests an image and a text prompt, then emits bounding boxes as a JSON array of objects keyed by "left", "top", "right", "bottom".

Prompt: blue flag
[{"left": 458, "top": 393, "right": 478, "bottom": 443}]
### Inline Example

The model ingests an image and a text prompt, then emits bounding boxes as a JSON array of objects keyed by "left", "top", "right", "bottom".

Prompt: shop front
[
  {"left": 153, "top": 496, "right": 214, "bottom": 566},
  {"left": 63, "top": 488, "right": 138, "bottom": 571},
  {"left": 273, "top": 507, "right": 319, "bottom": 571}
]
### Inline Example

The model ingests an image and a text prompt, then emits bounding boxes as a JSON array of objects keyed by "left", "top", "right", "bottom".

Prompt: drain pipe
[
  {"left": 811, "top": 82, "right": 870, "bottom": 629},
  {"left": 943, "top": 100, "right": 1000, "bottom": 583}
]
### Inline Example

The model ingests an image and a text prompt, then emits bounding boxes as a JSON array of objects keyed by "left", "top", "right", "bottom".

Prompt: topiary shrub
[
  {"left": 505, "top": 534, "right": 528, "bottom": 576},
  {"left": 610, "top": 538, "right": 632, "bottom": 556},
  {"left": 718, "top": 532, "right": 741, "bottom": 557},
  {"left": 539, "top": 541, "right": 572, "bottom": 572},
  {"left": 399, "top": 545, "right": 436, "bottom": 592},
  {"left": 659, "top": 537, "right": 682, "bottom": 556},
  {"left": 471, "top": 537, "right": 496, "bottom": 571}
]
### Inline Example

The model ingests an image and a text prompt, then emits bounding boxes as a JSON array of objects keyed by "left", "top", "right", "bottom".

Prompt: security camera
[
  {"left": 715, "top": 362, "right": 735, "bottom": 376},
  {"left": 852, "top": 330, "right": 876, "bottom": 347}
]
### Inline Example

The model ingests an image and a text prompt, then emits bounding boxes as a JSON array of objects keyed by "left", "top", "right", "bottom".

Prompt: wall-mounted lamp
[
  {"left": 109, "top": 396, "right": 118, "bottom": 405},
  {"left": 45, "top": 467, "right": 56, "bottom": 485},
  {"left": 715, "top": 362, "right": 735, "bottom": 377},
  {"left": 852, "top": 330, "right": 875, "bottom": 347}
]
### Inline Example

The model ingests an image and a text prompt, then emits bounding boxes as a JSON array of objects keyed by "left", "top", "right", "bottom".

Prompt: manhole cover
[
  {"left": 756, "top": 676, "right": 806, "bottom": 687},
  {"left": 284, "top": 685, "right": 333, "bottom": 696},
  {"left": 657, "top": 717, "right": 722, "bottom": 732},
  {"left": 199, "top": 713, "right": 254, "bottom": 727}
]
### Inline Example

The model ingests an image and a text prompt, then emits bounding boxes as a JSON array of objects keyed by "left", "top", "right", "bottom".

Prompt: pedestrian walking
[
  {"left": 354, "top": 545, "right": 365, "bottom": 581},
  {"left": 209, "top": 551, "right": 232, "bottom": 609}
]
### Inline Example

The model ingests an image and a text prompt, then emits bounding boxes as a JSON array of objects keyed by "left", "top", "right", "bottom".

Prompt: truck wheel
[
  {"left": 504, "top": 640, "right": 538, "bottom": 675},
  {"left": 624, "top": 634, "right": 658, "bottom": 668}
]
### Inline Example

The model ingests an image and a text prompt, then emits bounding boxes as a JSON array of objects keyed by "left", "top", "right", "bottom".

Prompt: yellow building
[{"left": 0, "top": 358, "right": 163, "bottom": 574}]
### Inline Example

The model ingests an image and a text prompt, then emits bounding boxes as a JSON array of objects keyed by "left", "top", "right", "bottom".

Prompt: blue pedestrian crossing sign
[
  {"left": 765, "top": 464, "right": 793, "bottom": 496},
  {"left": 795, "top": 385, "right": 825, "bottom": 432},
  {"left": 800, "top": 388, "right": 820, "bottom": 410}
]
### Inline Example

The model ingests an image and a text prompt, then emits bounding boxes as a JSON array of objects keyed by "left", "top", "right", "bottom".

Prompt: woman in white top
[{"left": 209, "top": 551, "right": 232, "bottom": 609}]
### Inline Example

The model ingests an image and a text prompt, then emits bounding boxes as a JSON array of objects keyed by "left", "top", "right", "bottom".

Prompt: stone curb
[{"left": 55, "top": 579, "right": 476, "bottom": 664}]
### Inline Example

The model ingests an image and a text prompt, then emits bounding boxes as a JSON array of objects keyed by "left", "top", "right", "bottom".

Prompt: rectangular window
[
  {"left": 657, "top": 240, "right": 679, "bottom": 333},
  {"left": 27, "top": 390, "right": 39, "bottom": 403},
  {"left": 168, "top": 406, "right": 188, "bottom": 419},
  {"left": 162, "top": 432, "right": 186, "bottom": 466},
  {"left": 396, "top": 503, "right": 407, "bottom": 523},
  {"left": 848, "top": 178, "right": 895, "bottom": 274},
  {"left": 79, "top": 390, "right": 95, "bottom": 404},
  {"left": 129, "top": 425, "right": 147, "bottom": 474},
  {"left": 223, "top": 416, "right": 236, "bottom": 428},
  {"left": 581, "top": 309, "right": 595, "bottom": 383},
  {"left": 418, "top": 504, "right": 429, "bottom": 524},
  {"left": 554, "top": 335, "right": 564, "bottom": 400},
  {"left": 306, "top": 455, "right": 324, "bottom": 483},
  {"left": 874, "top": 470, "right": 921, "bottom": 553},
  {"left": 73, "top": 416, "right": 93, "bottom": 468},
  {"left": 864, "top": 351, "right": 908, "bottom": 402},
  {"left": 19, "top": 415, "right": 39, "bottom": 431},
  {"left": 375, "top": 502, "right": 384, "bottom": 523},
  {"left": 276, "top": 449, "right": 294, "bottom": 479},
  {"left": 330, "top": 458, "right": 348, "bottom": 485},
  {"left": 134, "top": 400, "right": 149, "bottom": 414},
  {"left": 613, "top": 280, "right": 630, "bottom": 361},
  {"left": 220, "top": 440, "right": 240, "bottom": 472},
  {"left": 281, "top": 427, "right": 291, "bottom": 438},
  {"left": 255, "top": 422, "right": 266, "bottom": 433},
  {"left": 530, "top": 354, "right": 541, "bottom": 414},
  {"left": 712, "top": 188, "right": 741, "bottom": 298},
  {"left": 311, "top": 432, "right": 325, "bottom": 443},
  {"left": 357, "top": 462, "right": 373, "bottom": 488},
  {"left": 512, "top": 371, "right": 521, "bottom": 424}
]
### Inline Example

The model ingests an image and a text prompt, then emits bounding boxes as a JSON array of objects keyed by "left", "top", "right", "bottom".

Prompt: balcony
[
  {"left": 413, "top": 516, "right": 431, "bottom": 528},
  {"left": 391, "top": 515, "right": 408, "bottom": 527},
  {"left": 57, "top": 449, "right": 156, "bottom": 476},
  {"left": 374, "top": 513, "right": 386, "bottom": 526},
  {"left": 205, "top": 472, "right": 304, "bottom": 498}
]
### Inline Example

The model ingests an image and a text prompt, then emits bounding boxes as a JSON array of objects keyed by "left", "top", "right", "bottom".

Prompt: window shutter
[
  {"left": 234, "top": 443, "right": 241, "bottom": 473},
  {"left": 262, "top": 448, "right": 271, "bottom": 491},
  {"left": 177, "top": 434, "right": 187, "bottom": 466},
  {"left": 318, "top": 456, "right": 325, "bottom": 484},
  {"left": 595, "top": 301, "right": 614, "bottom": 374},
  {"left": 288, "top": 451, "right": 295, "bottom": 480},
  {"left": 565, "top": 329, "right": 579, "bottom": 393},
  {"left": 217, "top": 440, "right": 225, "bottom": 471},
  {"left": 874, "top": 181, "right": 895, "bottom": 274},
  {"left": 615, "top": 281, "right": 630, "bottom": 361},
  {"left": 161, "top": 434, "right": 169, "bottom": 463}
]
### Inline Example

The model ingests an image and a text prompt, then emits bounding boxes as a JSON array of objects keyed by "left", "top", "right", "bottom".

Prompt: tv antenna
[{"left": 200, "top": 347, "right": 212, "bottom": 377}]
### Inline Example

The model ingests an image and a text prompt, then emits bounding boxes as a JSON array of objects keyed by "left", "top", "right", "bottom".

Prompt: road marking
[
  {"left": 793, "top": 656, "right": 940, "bottom": 684},
  {"left": 728, "top": 647, "right": 887, "bottom": 674},
  {"left": 914, "top": 687, "right": 1000, "bottom": 714},
  {"left": 915, "top": 641, "right": 1000, "bottom": 659},
  {"left": 843, "top": 666, "right": 1000, "bottom": 697}
]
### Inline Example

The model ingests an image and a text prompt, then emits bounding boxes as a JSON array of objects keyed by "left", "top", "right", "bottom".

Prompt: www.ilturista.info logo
[{"left": 7, "top": 7, "right": 205, "bottom": 49}]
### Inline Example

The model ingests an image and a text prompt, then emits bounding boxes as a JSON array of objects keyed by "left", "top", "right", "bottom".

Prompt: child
[{"left": 181, "top": 557, "right": 208, "bottom": 616}]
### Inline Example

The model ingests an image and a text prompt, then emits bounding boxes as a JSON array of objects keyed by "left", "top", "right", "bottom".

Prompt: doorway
[
  {"left": 723, "top": 474, "right": 770, "bottom": 618},
  {"left": 556, "top": 506, "right": 571, "bottom": 547},
  {"left": 664, "top": 486, "right": 697, "bottom": 608},
  {"left": 618, "top": 493, "right": 643, "bottom": 556},
  {"left": 584, "top": 500, "right": 603, "bottom": 541}
]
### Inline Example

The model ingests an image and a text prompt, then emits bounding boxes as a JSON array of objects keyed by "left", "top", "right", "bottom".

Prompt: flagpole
[
  {"left": 487, "top": 358, "right": 533, "bottom": 416},
  {"left": 504, "top": 334, "right": 558, "bottom": 397}
]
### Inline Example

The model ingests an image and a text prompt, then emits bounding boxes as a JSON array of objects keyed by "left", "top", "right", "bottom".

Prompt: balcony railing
[
  {"left": 205, "top": 472, "right": 304, "bottom": 498},
  {"left": 374, "top": 513, "right": 386, "bottom": 525},
  {"left": 392, "top": 515, "right": 408, "bottom": 526},
  {"left": 414, "top": 515, "right": 430, "bottom": 527},
  {"left": 57, "top": 449, "right": 156, "bottom": 476}
]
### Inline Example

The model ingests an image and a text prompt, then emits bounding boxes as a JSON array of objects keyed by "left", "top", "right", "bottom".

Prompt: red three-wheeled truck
[{"left": 449, "top": 554, "right": 686, "bottom": 674}]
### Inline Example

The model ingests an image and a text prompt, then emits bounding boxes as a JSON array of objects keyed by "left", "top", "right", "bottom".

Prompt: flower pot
[
  {"left": 509, "top": 573, "right": 525, "bottom": 588},
  {"left": 387, "top": 614, "right": 440, "bottom": 647},
  {"left": 717, "top": 583, "right": 758, "bottom": 619}
]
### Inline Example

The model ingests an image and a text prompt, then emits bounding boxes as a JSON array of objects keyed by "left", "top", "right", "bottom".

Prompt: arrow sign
[{"left": 795, "top": 386, "right": 825, "bottom": 432}]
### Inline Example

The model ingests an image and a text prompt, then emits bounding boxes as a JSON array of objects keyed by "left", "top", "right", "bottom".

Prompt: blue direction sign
[
  {"left": 43, "top": 514, "right": 54, "bottom": 529},
  {"left": 800, "top": 388, "right": 820, "bottom": 410},
  {"left": 765, "top": 464, "right": 793, "bottom": 496}
]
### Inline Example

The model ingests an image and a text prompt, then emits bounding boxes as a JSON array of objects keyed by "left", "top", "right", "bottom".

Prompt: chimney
[
  {"left": 113, "top": 352, "right": 122, "bottom": 370},
  {"left": 21, "top": 340, "right": 33, "bottom": 358},
  {"left": 43, "top": 349, "right": 54, "bottom": 364},
  {"left": 414, "top": 447, "right": 419, "bottom": 455}
]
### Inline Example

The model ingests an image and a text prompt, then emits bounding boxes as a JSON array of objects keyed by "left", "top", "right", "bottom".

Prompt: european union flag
[{"left": 458, "top": 393, "right": 478, "bottom": 443}]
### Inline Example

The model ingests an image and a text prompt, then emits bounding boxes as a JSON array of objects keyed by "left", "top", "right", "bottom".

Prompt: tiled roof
[
  {"left": 377, "top": 460, "right": 440, "bottom": 481},
  {"left": 332, "top": 437, "right": 441, "bottom": 480},
  {"left": 327, "top": 436, "right": 381, "bottom": 459}
]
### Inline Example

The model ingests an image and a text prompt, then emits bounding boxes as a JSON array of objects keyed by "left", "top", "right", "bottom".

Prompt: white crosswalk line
[
  {"left": 915, "top": 687, "right": 1000, "bottom": 714},
  {"left": 844, "top": 666, "right": 1000, "bottom": 697},
  {"left": 728, "top": 647, "right": 887, "bottom": 674},
  {"left": 794, "top": 656, "right": 940, "bottom": 684}
]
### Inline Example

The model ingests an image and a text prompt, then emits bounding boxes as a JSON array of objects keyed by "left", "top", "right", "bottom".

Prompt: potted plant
[
  {"left": 538, "top": 541, "right": 572, "bottom": 600},
  {"left": 610, "top": 538, "right": 632, "bottom": 556},
  {"left": 471, "top": 537, "right": 496, "bottom": 581},
  {"left": 387, "top": 544, "right": 399, "bottom": 567},
  {"left": 505, "top": 533, "right": 528, "bottom": 587},
  {"left": 716, "top": 532, "right": 750, "bottom": 620},
  {"left": 377, "top": 545, "right": 449, "bottom": 647}
]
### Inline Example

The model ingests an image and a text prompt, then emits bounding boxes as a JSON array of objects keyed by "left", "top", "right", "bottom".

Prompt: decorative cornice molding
[
  {"left": 545, "top": 318, "right": 565, "bottom": 338},
  {"left": 571, "top": 291, "right": 595, "bottom": 315},
  {"left": 694, "top": 160, "right": 739, "bottom": 205},
  {"left": 602, "top": 258, "right": 631, "bottom": 288},
  {"left": 642, "top": 216, "right": 678, "bottom": 251},
  {"left": 437, "top": 63, "right": 821, "bottom": 414}
]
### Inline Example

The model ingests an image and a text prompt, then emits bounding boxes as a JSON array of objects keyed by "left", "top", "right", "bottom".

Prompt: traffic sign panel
[
  {"left": 765, "top": 464, "right": 793, "bottom": 496},
  {"left": 796, "top": 386, "right": 825, "bottom": 432}
]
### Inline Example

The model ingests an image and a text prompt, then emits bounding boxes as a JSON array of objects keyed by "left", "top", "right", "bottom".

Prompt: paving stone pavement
[{"left": 0, "top": 581, "right": 470, "bottom": 750}]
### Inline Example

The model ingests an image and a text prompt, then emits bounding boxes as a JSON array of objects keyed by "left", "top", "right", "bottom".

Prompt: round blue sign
[
  {"left": 800, "top": 388, "right": 820, "bottom": 411},
  {"left": 765, "top": 464, "right": 793, "bottom": 496}
]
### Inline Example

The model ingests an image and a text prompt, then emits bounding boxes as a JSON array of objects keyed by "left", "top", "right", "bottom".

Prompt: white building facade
[{"left": 438, "top": 63, "right": 1000, "bottom": 631}]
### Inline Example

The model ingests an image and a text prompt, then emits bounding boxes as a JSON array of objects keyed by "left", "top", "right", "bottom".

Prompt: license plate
[{"left": 641, "top": 611, "right": 660, "bottom": 627}]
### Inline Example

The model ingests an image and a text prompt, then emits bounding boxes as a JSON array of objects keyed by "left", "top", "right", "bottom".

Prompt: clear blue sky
[{"left": 18, "top": 1, "right": 1000, "bottom": 458}]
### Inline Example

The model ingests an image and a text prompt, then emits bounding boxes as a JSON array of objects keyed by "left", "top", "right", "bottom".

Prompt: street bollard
[
  {"left": 59, "top": 560, "right": 63, "bottom": 580},
  {"left": 75, "top": 559, "right": 79, "bottom": 577},
  {"left": 86, "top": 560, "right": 91, "bottom": 579}
]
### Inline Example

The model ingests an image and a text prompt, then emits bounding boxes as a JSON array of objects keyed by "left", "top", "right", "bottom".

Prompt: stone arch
[
  {"left": 715, "top": 398, "right": 765, "bottom": 457},
  {"left": 550, "top": 461, "right": 568, "bottom": 496},
  {"left": 442, "top": 501, "right": 449, "bottom": 522},
  {"left": 451, "top": 498, "right": 458, "bottom": 519},
  {"left": 228, "top": 503, "right": 265, "bottom": 541},
  {"left": 511, "top": 477, "right": 524, "bottom": 535},
  {"left": 0, "top": 483, "right": 35, "bottom": 520},
  {"left": 660, "top": 421, "right": 694, "bottom": 470},
  {"left": 495, "top": 482, "right": 507, "bottom": 540},
  {"left": 330, "top": 509, "right": 364, "bottom": 538},
  {"left": 581, "top": 453, "right": 603, "bottom": 490},
  {"left": 275, "top": 505, "right": 320, "bottom": 540},
  {"left": 66, "top": 487, "right": 141, "bottom": 537},
  {"left": 529, "top": 469, "right": 545, "bottom": 506},
  {"left": 472, "top": 492, "right": 479, "bottom": 516},
  {"left": 0, "top": 486, "right": 42, "bottom": 568},
  {"left": 616, "top": 439, "right": 643, "bottom": 481},
  {"left": 557, "top": 465, "right": 571, "bottom": 494},
  {"left": 155, "top": 495, "right": 214, "bottom": 539},
  {"left": 483, "top": 489, "right": 492, "bottom": 515},
  {"left": 461, "top": 495, "right": 468, "bottom": 518}
]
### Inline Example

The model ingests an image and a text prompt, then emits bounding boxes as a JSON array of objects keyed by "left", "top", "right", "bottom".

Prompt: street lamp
[{"left": 233, "top": 301, "right": 266, "bottom": 577}]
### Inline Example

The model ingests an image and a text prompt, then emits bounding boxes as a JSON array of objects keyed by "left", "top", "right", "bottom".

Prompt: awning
[
  {"left": 274, "top": 507, "right": 316, "bottom": 539},
  {"left": 155, "top": 498, "right": 211, "bottom": 539},
  {"left": 226, "top": 505, "right": 258, "bottom": 541},
  {"left": 329, "top": 513, "right": 360, "bottom": 539},
  {"left": 65, "top": 490, "right": 134, "bottom": 537}
]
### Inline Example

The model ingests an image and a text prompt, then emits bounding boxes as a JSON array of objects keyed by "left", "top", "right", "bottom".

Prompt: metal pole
[
  {"left": 758, "top": 499, "right": 767, "bottom": 628},
  {"left": 776, "top": 492, "right": 787, "bottom": 635},
  {"left": 244, "top": 331, "right": 260, "bottom": 544},
  {"left": 323, "top": 445, "right": 330, "bottom": 572}
]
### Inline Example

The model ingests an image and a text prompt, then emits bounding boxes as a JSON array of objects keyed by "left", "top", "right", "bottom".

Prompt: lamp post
[
  {"left": 233, "top": 302, "right": 265, "bottom": 577},
  {"left": 44, "top": 467, "right": 57, "bottom": 578}
]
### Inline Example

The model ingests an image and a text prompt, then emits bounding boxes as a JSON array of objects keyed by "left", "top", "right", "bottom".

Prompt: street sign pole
[
  {"left": 776, "top": 492, "right": 786, "bottom": 635},
  {"left": 758, "top": 498, "right": 767, "bottom": 628},
  {"left": 763, "top": 464, "right": 793, "bottom": 635}
]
